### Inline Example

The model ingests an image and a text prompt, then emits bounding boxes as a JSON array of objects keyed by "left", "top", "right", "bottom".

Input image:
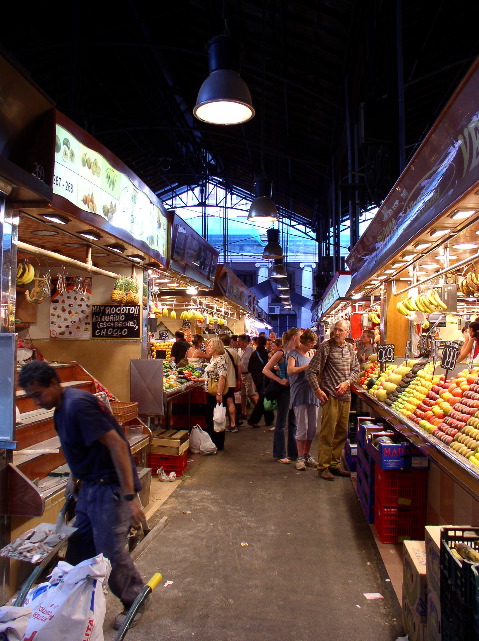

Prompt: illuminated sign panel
[{"left": 53, "top": 123, "right": 168, "bottom": 259}]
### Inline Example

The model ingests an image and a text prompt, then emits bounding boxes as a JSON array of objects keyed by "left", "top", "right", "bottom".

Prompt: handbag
[
  {"left": 263, "top": 377, "right": 285, "bottom": 400},
  {"left": 207, "top": 377, "right": 218, "bottom": 397}
]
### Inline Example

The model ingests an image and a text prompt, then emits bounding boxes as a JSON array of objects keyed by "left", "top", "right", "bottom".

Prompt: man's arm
[
  {"left": 306, "top": 346, "right": 326, "bottom": 391},
  {"left": 98, "top": 430, "right": 145, "bottom": 528},
  {"left": 349, "top": 350, "right": 361, "bottom": 384}
]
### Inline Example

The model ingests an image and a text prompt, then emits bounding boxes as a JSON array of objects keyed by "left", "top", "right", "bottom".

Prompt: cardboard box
[
  {"left": 426, "top": 587, "right": 441, "bottom": 641},
  {"left": 403, "top": 594, "right": 426, "bottom": 641},
  {"left": 367, "top": 432, "right": 429, "bottom": 470},
  {"left": 425, "top": 525, "right": 444, "bottom": 597},
  {"left": 403, "top": 540, "right": 428, "bottom": 624}
]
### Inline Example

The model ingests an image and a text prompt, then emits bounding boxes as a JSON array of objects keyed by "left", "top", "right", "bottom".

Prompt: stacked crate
[
  {"left": 440, "top": 526, "right": 479, "bottom": 641},
  {"left": 367, "top": 432, "right": 428, "bottom": 544},
  {"left": 356, "top": 422, "right": 385, "bottom": 523},
  {"left": 148, "top": 429, "right": 190, "bottom": 476}
]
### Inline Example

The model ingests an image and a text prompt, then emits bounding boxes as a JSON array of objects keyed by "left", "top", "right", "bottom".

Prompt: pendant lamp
[
  {"left": 276, "top": 281, "right": 290, "bottom": 290},
  {"left": 248, "top": 177, "right": 278, "bottom": 222},
  {"left": 270, "top": 259, "right": 287, "bottom": 279},
  {"left": 193, "top": 35, "right": 255, "bottom": 125},
  {"left": 262, "top": 228, "right": 283, "bottom": 260}
]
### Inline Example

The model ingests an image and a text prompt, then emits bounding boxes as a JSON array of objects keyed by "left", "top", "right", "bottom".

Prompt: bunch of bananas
[
  {"left": 368, "top": 310, "right": 380, "bottom": 324},
  {"left": 16, "top": 262, "right": 35, "bottom": 286},
  {"left": 396, "top": 289, "right": 448, "bottom": 317},
  {"left": 458, "top": 271, "right": 479, "bottom": 296}
]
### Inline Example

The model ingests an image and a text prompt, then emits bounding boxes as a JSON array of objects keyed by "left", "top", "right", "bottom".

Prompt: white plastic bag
[
  {"left": 189, "top": 424, "right": 217, "bottom": 455},
  {"left": 0, "top": 605, "right": 31, "bottom": 640},
  {"left": 213, "top": 403, "right": 227, "bottom": 432},
  {"left": 22, "top": 554, "right": 111, "bottom": 641}
]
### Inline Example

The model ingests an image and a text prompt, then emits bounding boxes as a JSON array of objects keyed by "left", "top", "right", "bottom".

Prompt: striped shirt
[{"left": 306, "top": 339, "right": 360, "bottom": 401}]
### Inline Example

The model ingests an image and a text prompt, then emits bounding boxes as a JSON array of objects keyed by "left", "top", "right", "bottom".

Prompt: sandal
[{"left": 276, "top": 458, "right": 291, "bottom": 464}]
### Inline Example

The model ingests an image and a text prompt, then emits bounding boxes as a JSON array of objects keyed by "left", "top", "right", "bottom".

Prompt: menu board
[
  {"left": 53, "top": 124, "right": 168, "bottom": 259},
  {"left": 169, "top": 213, "right": 219, "bottom": 287},
  {"left": 91, "top": 305, "right": 141, "bottom": 339}
]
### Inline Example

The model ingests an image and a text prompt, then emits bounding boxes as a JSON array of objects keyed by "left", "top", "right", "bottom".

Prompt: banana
[
  {"left": 430, "top": 289, "right": 447, "bottom": 310},
  {"left": 396, "top": 301, "right": 411, "bottom": 317},
  {"left": 371, "top": 313, "right": 380, "bottom": 324},
  {"left": 16, "top": 263, "right": 27, "bottom": 285},
  {"left": 472, "top": 272, "right": 479, "bottom": 286},
  {"left": 419, "top": 294, "right": 434, "bottom": 314},
  {"left": 23, "top": 263, "right": 35, "bottom": 285},
  {"left": 403, "top": 298, "right": 415, "bottom": 312},
  {"left": 415, "top": 296, "right": 427, "bottom": 313}
]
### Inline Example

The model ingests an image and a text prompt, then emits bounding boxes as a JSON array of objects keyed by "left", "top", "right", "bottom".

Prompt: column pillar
[{"left": 255, "top": 262, "right": 270, "bottom": 315}]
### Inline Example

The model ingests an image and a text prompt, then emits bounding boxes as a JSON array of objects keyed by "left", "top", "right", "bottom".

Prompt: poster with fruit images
[{"left": 50, "top": 277, "right": 92, "bottom": 339}]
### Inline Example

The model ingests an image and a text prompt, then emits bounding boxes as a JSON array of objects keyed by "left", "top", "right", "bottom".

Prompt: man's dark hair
[
  {"left": 231, "top": 335, "right": 238, "bottom": 341},
  {"left": 219, "top": 334, "right": 231, "bottom": 346},
  {"left": 257, "top": 335, "right": 267, "bottom": 348},
  {"left": 18, "top": 361, "right": 60, "bottom": 389},
  {"left": 238, "top": 334, "right": 249, "bottom": 343},
  {"left": 175, "top": 331, "right": 185, "bottom": 340},
  {"left": 259, "top": 331, "right": 266, "bottom": 337}
]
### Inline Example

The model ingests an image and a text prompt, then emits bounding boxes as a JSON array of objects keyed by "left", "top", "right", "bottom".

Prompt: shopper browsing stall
[
  {"left": 356, "top": 329, "right": 375, "bottom": 363},
  {"left": 263, "top": 328, "right": 301, "bottom": 463},
  {"left": 203, "top": 338, "right": 229, "bottom": 451},
  {"left": 18, "top": 360, "right": 149, "bottom": 631},
  {"left": 170, "top": 330, "right": 191, "bottom": 365},
  {"left": 306, "top": 319, "right": 360, "bottom": 481},
  {"left": 247, "top": 335, "right": 275, "bottom": 429},
  {"left": 287, "top": 329, "right": 320, "bottom": 470}
]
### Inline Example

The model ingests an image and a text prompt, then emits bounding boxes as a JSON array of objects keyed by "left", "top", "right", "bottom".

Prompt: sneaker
[
  {"left": 113, "top": 594, "right": 151, "bottom": 630},
  {"left": 295, "top": 457, "right": 306, "bottom": 471},
  {"left": 227, "top": 427, "right": 239, "bottom": 433},
  {"left": 304, "top": 454, "right": 318, "bottom": 467}
]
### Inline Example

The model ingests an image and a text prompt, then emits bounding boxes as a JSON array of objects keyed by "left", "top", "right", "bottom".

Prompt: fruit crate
[
  {"left": 356, "top": 470, "right": 374, "bottom": 523},
  {"left": 358, "top": 421, "right": 386, "bottom": 447},
  {"left": 357, "top": 442, "right": 374, "bottom": 475},
  {"left": 147, "top": 451, "right": 188, "bottom": 476},
  {"left": 374, "top": 466, "right": 428, "bottom": 508},
  {"left": 440, "top": 525, "right": 479, "bottom": 641},
  {"left": 343, "top": 440, "right": 357, "bottom": 472},
  {"left": 110, "top": 401, "right": 138, "bottom": 424},
  {"left": 374, "top": 498, "right": 426, "bottom": 544}
]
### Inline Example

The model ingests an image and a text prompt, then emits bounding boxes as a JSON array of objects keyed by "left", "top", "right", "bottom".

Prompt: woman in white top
[{"left": 185, "top": 334, "right": 208, "bottom": 367}]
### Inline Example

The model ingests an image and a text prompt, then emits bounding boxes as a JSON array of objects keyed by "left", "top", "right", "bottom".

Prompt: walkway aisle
[{"left": 104, "top": 426, "right": 404, "bottom": 641}]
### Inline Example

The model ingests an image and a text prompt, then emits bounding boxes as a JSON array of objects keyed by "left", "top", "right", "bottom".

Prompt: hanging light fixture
[
  {"left": 262, "top": 228, "right": 283, "bottom": 260},
  {"left": 193, "top": 35, "right": 255, "bottom": 125},
  {"left": 270, "top": 259, "right": 287, "bottom": 279},
  {"left": 248, "top": 177, "right": 278, "bottom": 222},
  {"left": 276, "top": 281, "right": 290, "bottom": 290}
]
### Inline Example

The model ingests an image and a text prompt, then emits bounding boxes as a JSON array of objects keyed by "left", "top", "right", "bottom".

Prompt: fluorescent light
[
  {"left": 383, "top": 269, "right": 395, "bottom": 274},
  {"left": 105, "top": 243, "right": 125, "bottom": 253},
  {"left": 449, "top": 209, "right": 477, "bottom": 220},
  {"left": 419, "top": 263, "right": 439, "bottom": 269},
  {"left": 401, "top": 254, "right": 416, "bottom": 260},
  {"left": 429, "top": 228, "right": 449, "bottom": 238},
  {"left": 78, "top": 230, "right": 102, "bottom": 241},
  {"left": 42, "top": 214, "right": 70, "bottom": 224},
  {"left": 186, "top": 286, "right": 198, "bottom": 295},
  {"left": 391, "top": 263, "right": 406, "bottom": 268},
  {"left": 414, "top": 241, "right": 432, "bottom": 249},
  {"left": 129, "top": 254, "right": 145, "bottom": 262},
  {"left": 452, "top": 243, "right": 477, "bottom": 249}
]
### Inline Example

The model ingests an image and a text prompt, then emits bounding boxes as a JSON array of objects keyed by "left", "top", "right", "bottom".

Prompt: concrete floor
[{"left": 103, "top": 424, "right": 405, "bottom": 640}]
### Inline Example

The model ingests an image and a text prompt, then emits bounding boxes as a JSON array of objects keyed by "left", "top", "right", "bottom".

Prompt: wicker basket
[{"left": 110, "top": 401, "right": 138, "bottom": 424}]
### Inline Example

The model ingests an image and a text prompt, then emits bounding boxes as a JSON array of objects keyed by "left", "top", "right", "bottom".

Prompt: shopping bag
[
  {"left": 189, "top": 424, "right": 217, "bottom": 455},
  {"left": 22, "top": 554, "right": 111, "bottom": 641},
  {"left": 213, "top": 403, "right": 227, "bottom": 432},
  {"left": 264, "top": 397, "right": 278, "bottom": 412},
  {"left": 0, "top": 605, "right": 31, "bottom": 640}
]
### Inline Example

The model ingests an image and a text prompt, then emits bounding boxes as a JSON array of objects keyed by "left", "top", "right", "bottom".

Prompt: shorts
[
  {"left": 225, "top": 387, "right": 235, "bottom": 400},
  {"left": 241, "top": 372, "right": 256, "bottom": 396}
]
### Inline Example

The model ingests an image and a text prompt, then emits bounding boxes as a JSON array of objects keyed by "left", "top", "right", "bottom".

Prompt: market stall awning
[{"left": 312, "top": 272, "right": 351, "bottom": 320}]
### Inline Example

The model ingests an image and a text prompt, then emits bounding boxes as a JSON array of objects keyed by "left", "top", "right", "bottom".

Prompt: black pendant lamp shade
[
  {"left": 193, "top": 35, "right": 255, "bottom": 125},
  {"left": 248, "top": 177, "right": 278, "bottom": 222},
  {"left": 262, "top": 228, "right": 283, "bottom": 260},
  {"left": 271, "top": 259, "right": 288, "bottom": 279}
]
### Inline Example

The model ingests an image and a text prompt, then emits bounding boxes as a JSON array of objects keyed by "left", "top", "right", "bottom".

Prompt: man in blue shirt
[{"left": 19, "top": 360, "right": 149, "bottom": 630}]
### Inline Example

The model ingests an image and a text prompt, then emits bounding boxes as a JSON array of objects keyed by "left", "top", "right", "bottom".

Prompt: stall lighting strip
[
  {"left": 18, "top": 241, "right": 122, "bottom": 280},
  {"left": 394, "top": 250, "right": 479, "bottom": 296}
]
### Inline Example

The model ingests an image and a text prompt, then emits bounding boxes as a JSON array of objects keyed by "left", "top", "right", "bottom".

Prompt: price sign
[
  {"left": 441, "top": 342, "right": 460, "bottom": 371},
  {"left": 377, "top": 344, "right": 395, "bottom": 363}
]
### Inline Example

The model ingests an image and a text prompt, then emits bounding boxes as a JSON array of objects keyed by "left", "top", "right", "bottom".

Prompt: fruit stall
[{"left": 345, "top": 57, "right": 479, "bottom": 526}]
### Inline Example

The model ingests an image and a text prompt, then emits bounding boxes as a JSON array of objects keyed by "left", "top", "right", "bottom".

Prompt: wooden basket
[{"left": 110, "top": 401, "right": 138, "bottom": 424}]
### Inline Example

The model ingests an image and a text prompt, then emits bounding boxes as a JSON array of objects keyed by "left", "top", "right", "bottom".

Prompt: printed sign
[
  {"left": 441, "top": 342, "right": 460, "bottom": 371},
  {"left": 377, "top": 344, "right": 395, "bottom": 363}
]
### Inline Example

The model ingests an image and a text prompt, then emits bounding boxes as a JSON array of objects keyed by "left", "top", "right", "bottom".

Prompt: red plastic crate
[
  {"left": 374, "top": 498, "right": 426, "bottom": 544},
  {"left": 374, "top": 466, "right": 427, "bottom": 508},
  {"left": 147, "top": 451, "right": 188, "bottom": 476}
]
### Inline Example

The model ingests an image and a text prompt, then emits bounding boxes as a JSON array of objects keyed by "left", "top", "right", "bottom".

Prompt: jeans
[
  {"left": 65, "top": 482, "right": 144, "bottom": 607},
  {"left": 248, "top": 392, "right": 275, "bottom": 426},
  {"left": 205, "top": 393, "right": 226, "bottom": 450},
  {"left": 273, "top": 389, "right": 298, "bottom": 459}
]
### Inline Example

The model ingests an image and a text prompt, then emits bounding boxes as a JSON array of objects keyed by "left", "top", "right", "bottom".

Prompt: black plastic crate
[{"left": 440, "top": 526, "right": 479, "bottom": 641}]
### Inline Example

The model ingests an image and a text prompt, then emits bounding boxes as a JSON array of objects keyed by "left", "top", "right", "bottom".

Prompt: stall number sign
[
  {"left": 441, "top": 342, "right": 460, "bottom": 371},
  {"left": 91, "top": 305, "right": 140, "bottom": 338},
  {"left": 377, "top": 344, "right": 395, "bottom": 363}
]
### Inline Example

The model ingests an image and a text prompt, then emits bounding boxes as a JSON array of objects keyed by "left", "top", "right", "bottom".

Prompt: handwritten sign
[
  {"left": 377, "top": 344, "right": 395, "bottom": 363},
  {"left": 91, "top": 305, "right": 140, "bottom": 338},
  {"left": 441, "top": 342, "right": 460, "bottom": 371}
]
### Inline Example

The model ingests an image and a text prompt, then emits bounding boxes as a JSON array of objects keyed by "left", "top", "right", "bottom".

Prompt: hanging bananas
[
  {"left": 396, "top": 289, "right": 448, "bottom": 317},
  {"left": 458, "top": 271, "right": 479, "bottom": 296},
  {"left": 368, "top": 310, "right": 380, "bottom": 324},
  {"left": 16, "top": 262, "right": 35, "bottom": 286}
]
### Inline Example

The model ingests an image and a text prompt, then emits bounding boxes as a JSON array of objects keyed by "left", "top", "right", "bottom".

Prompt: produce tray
[
  {"left": 110, "top": 401, "right": 138, "bottom": 424},
  {"left": 0, "top": 522, "right": 76, "bottom": 564}
]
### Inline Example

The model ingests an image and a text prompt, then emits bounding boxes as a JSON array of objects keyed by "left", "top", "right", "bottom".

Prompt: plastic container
[
  {"left": 374, "top": 466, "right": 427, "bottom": 508},
  {"left": 374, "top": 498, "right": 426, "bottom": 544}
]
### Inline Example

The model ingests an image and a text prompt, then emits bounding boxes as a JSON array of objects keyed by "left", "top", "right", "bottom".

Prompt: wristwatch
[{"left": 123, "top": 493, "right": 136, "bottom": 501}]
